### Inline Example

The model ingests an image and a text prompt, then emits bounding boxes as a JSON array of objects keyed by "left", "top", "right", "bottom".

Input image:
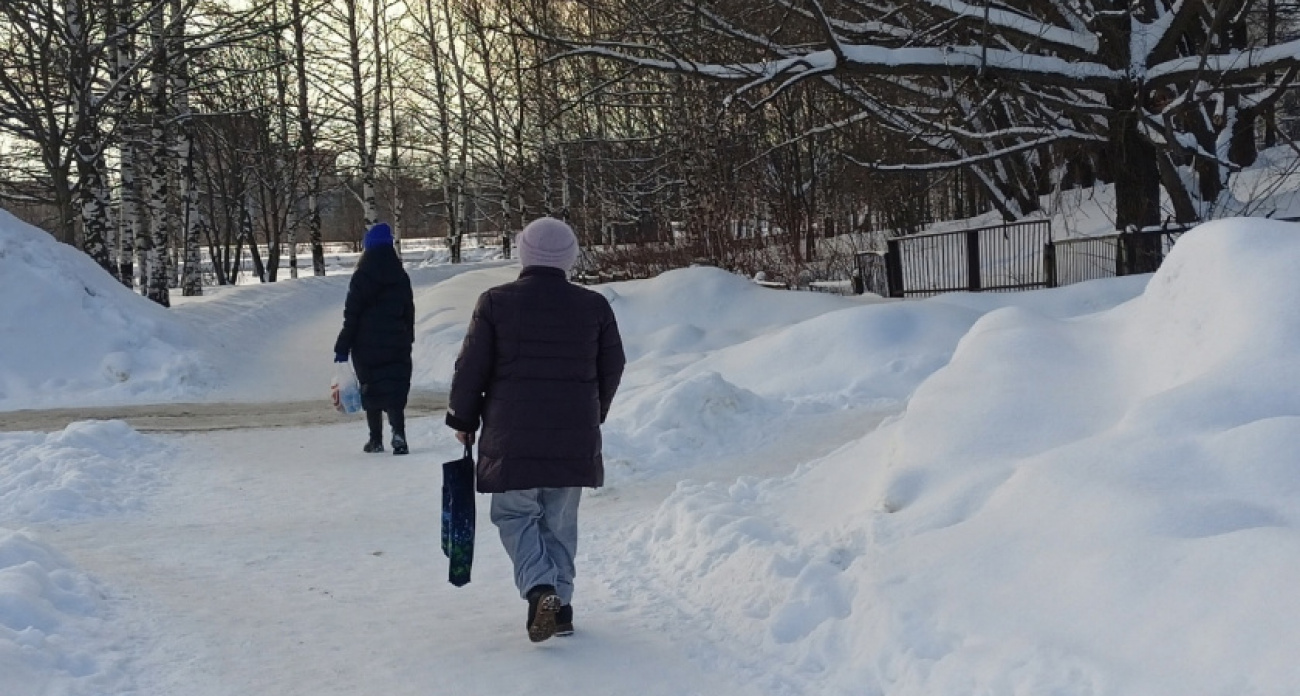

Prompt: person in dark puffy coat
[
  {"left": 447, "top": 216, "right": 625, "bottom": 643},
  {"left": 334, "top": 222, "right": 415, "bottom": 455}
]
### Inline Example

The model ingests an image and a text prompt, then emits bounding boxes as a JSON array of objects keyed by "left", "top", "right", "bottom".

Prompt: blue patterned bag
[{"left": 441, "top": 444, "right": 475, "bottom": 587}]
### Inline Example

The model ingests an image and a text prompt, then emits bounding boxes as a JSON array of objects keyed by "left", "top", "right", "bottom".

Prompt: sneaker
[
  {"left": 555, "top": 604, "right": 574, "bottom": 637},
  {"left": 525, "top": 585, "right": 561, "bottom": 643},
  {"left": 363, "top": 438, "right": 384, "bottom": 453},
  {"left": 391, "top": 434, "right": 408, "bottom": 456}
]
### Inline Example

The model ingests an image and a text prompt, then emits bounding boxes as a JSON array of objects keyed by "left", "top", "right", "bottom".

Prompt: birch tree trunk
[
  {"left": 366, "top": 0, "right": 383, "bottom": 226},
  {"left": 113, "top": 0, "right": 140, "bottom": 289},
  {"left": 290, "top": 0, "right": 325, "bottom": 276},
  {"left": 441, "top": 0, "right": 470, "bottom": 262},
  {"left": 509, "top": 29, "right": 529, "bottom": 234},
  {"left": 171, "top": 0, "right": 202, "bottom": 296},
  {"left": 144, "top": 5, "right": 172, "bottom": 307},
  {"left": 272, "top": 0, "right": 298, "bottom": 279},
  {"left": 66, "top": 0, "right": 116, "bottom": 276},
  {"left": 383, "top": 17, "right": 403, "bottom": 250},
  {"left": 118, "top": 126, "right": 142, "bottom": 289}
]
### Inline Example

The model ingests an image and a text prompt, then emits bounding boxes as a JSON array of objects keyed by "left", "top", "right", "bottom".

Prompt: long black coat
[
  {"left": 447, "top": 267, "right": 625, "bottom": 493},
  {"left": 334, "top": 244, "right": 415, "bottom": 411}
]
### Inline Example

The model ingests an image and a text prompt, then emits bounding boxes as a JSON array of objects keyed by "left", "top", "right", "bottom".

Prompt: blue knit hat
[{"left": 363, "top": 222, "right": 394, "bottom": 249}]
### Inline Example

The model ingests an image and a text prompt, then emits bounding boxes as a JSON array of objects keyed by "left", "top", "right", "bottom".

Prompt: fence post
[
  {"left": 1043, "top": 241, "right": 1057, "bottom": 288},
  {"left": 966, "top": 229, "right": 981, "bottom": 291},
  {"left": 885, "top": 239, "right": 904, "bottom": 298}
]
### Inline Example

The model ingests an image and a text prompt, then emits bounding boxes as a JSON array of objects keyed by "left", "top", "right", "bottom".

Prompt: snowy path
[
  {"left": 35, "top": 406, "right": 886, "bottom": 696},
  {"left": 38, "top": 418, "right": 729, "bottom": 696},
  {"left": 0, "top": 391, "right": 447, "bottom": 433},
  {"left": 8, "top": 258, "right": 904, "bottom": 694}
]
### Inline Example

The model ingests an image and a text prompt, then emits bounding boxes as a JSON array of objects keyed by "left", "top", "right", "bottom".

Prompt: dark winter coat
[
  {"left": 446, "top": 266, "right": 625, "bottom": 493},
  {"left": 334, "top": 244, "right": 415, "bottom": 411}
]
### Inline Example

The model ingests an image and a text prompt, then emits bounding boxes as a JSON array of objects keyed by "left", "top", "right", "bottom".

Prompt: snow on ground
[
  {"left": 0, "top": 420, "right": 169, "bottom": 522},
  {"left": 0, "top": 420, "right": 173, "bottom": 696},
  {"left": 2, "top": 209, "right": 1300, "bottom": 696},
  {"left": 171, "top": 261, "right": 513, "bottom": 403},
  {"left": 0, "top": 204, "right": 512, "bottom": 409},
  {"left": 0, "top": 528, "right": 128, "bottom": 696},
  {"left": 0, "top": 209, "right": 213, "bottom": 410},
  {"left": 620, "top": 219, "right": 1300, "bottom": 695}
]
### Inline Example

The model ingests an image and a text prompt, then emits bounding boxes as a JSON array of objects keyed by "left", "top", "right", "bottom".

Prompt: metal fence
[
  {"left": 1047, "top": 235, "right": 1120, "bottom": 285},
  {"left": 855, "top": 216, "right": 1298, "bottom": 298},
  {"left": 1050, "top": 225, "right": 1198, "bottom": 286},
  {"left": 874, "top": 220, "right": 1053, "bottom": 298},
  {"left": 854, "top": 252, "right": 890, "bottom": 297}
]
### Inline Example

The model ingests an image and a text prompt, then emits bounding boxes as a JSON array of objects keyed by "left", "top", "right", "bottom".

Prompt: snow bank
[
  {"left": 0, "top": 420, "right": 168, "bottom": 524},
  {"left": 410, "top": 265, "right": 521, "bottom": 391},
  {"left": 684, "top": 302, "right": 981, "bottom": 407},
  {"left": 409, "top": 265, "right": 872, "bottom": 475},
  {"left": 0, "top": 420, "right": 160, "bottom": 696},
  {"left": 0, "top": 209, "right": 212, "bottom": 410},
  {"left": 0, "top": 528, "right": 125, "bottom": 696},
  {"left": 600, "top": 267, "right": 858, "bottom": 363},
  {"left": 623, "top": 219, "right": 1300, "bottom": 695},
  {"left": 602, "top": 266, "right": 1149, "bottom": 477},
  {"left": 593, "top": 268, "right": 872, "bottom": 476}
]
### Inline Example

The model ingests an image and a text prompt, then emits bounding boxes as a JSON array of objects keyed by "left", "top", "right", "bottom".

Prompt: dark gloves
[
  {"left": 334, "top": 352, "right": 348, "bottom": 363},
  {"left": 445, "top": 411, "right": 478, "bottom": 434}
]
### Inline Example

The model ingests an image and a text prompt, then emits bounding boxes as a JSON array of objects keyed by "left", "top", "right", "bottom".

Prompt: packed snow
[
  {"left": 2, "top": 204, "right": 1300, "bottom": 696},
  {"left": 0, "top": 210, "right": 212, "bottom": 408}
]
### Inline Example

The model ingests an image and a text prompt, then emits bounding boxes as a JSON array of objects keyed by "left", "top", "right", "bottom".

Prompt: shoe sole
[
  {"left": 555, "top": 624, "right": 574, "bottom": 637},
  {"left": 528, "top": 593, "right": 562, "bottom": 643}
]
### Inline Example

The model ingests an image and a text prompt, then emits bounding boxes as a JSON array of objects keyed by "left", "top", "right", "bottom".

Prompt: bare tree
[
  {"left": 550, "top": 0, "right": 1300, "bottom": 229},
  {"left": 0, "top": 2, "right": 80, "bottom": 246},
  {"left": 0, "top": 0, "right": 168, "bottom": 276},
  {"left": 318, "top": 0, "right": 390, "bottom": 229},
  {"left": 290, "top": 0, "right": 327, "bottom": 275},
  {"left": 403, "top": 0, "right": 472, "bottom": 261}
]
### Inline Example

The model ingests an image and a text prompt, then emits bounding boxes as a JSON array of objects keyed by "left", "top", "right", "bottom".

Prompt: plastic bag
[{"left": 331, "top": 362, "right": 362, "bottom": 414}]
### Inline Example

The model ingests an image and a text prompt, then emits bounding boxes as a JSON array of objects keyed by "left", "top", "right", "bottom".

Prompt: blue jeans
[{"left": 490, "top": 488, "right": 582, "bottom": 604}]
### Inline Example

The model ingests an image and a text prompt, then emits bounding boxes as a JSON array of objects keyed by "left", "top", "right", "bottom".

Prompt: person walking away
[
  {"left": 334, "top": 221, "right": 415, "bottom": 455},
  {"left": 446, "top": 216, "right": 625, "bottom": 642}
]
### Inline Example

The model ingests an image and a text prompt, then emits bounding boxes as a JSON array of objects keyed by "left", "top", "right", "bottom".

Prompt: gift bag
[
  {"left": 441, "top": 443, "right": 476, "bottom": 587},
  {"left": 331, "top": 362, "right": 362, "bottom": 414}
]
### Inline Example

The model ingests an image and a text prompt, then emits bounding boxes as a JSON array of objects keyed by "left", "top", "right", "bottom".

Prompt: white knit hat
[{"left": 517, "top": 217, "right": 579, "bottom": 271}]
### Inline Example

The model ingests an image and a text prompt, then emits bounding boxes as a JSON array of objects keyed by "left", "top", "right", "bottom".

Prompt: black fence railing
[
  {"left": 855, "top": 217, "right": 1299, "bottom": 298},
  {"left": 854, "top": 252, "right": 890, "bottom": 297},
  {"left": 1047, "top": 235, "right": 1120, "bottom": 286},
  {"left": 1049, "top": 225, "right": 1190, "bottom": 286},
  {"left": 861, "top": 220, "right": 1053, "bottom": 298}
]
